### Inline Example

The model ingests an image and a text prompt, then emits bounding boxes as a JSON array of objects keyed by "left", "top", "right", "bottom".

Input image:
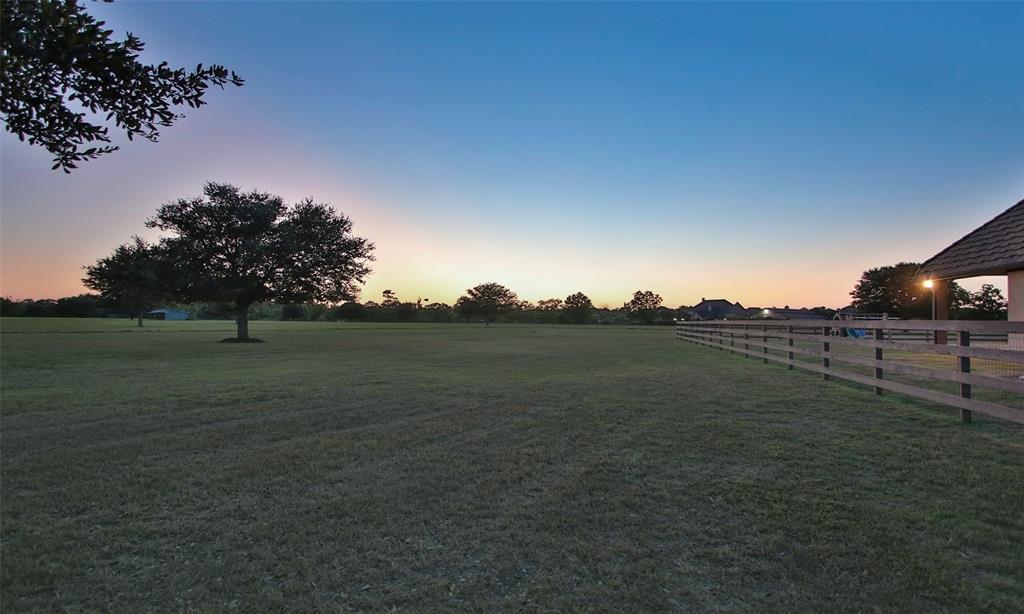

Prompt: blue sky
[{"left": 2, "top": 1, "right": 1022, "bottom": 307}]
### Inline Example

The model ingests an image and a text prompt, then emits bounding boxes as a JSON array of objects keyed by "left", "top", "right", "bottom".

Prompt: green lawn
[{"left": 2, "top": 319, "right": 1023, "bottom": 611}]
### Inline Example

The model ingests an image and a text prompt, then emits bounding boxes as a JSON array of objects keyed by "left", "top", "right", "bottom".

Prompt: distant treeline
[{"left": 0, "top": 294, "right": 684, "bottom": 325}]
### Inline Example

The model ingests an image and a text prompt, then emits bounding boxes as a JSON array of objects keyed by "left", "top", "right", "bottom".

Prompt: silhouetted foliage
[
  {"left": 1, "top": 0, "right": 243, "bottom": 172},
  {"left": 55, "top": 294, "right": 101, "bottom": 317},
  {"left": 1, "top": 295, "right": 111, "bottom": 318},
  {"left": 455, "top": 283, "right": 519, "bottom": 324},
  {"left": 957, "top": 284, "right": 1008, "bottom": 320},
  {"left": 652, "top": 306, "right": 678, "bottom": 325},
  {"left": 148, "top": 182, "right": 374, "bottom": 341},
  {"left": 0, "top": 297, "right": 23, "bottom": 317},
  {"left": 563, "top": 292, "right": 593, "bottom": 324},
  {"left": 191, "top": 302, "right": 233, "bottom": 320},
  {"left": 595, "top": 308, "right": 634, "bottom": 325},
  {"left": 809, "top": 306, "right": 837, "bottom": 319},
  {"left": 280, "top": 304, "right": 304, "bottom": 321},
  {"left": 83, "top": 237, "right": 173, "bottom": 326},
  {"left": 302, "top": 303, "right": 329, "bottom": 322},
  {"left": 536, "top": 298, "right": 563, "bottom": 311},
  {"left": 420, "top": 302, "right": 454, "bottom": 323},
  {"left": 394, "top": 302, "right": 418, "bottom": 322},
  {"left": 380, "top": 289, "right": 400, "bottom": 308},
  {"left": 22, "top": 298, "right": 58, "bottom": 317},
  {"left": 331, "top": 301, "right": 369, "bottom": 321},
  {"left": 623, "top": 290, "right": 663, "bottom": 324},
  {"left": 850, "top": 262, "right": 966, "bottom": 319},
  {"left": 850, "top": 263, "right": 925, "bottom": 318},
  {"left": 1, "top": 291, "right": 722, "bottom": 327},
  {"left": 949, "top": 284, "right": 972, "bottom": 319}
]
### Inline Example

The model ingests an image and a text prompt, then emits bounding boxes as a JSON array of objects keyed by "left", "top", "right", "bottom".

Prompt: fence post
[
  {"left": 718, "top": 324, "right": 723, "bottom": 351},
  {"left": 959, "top": 330, "right": 972, "bottom": 424},
  {"left": 787, "top": 325, "right": 794, "bottom": 370},
  {"left": 744, "top": 328, "right": 749, "bottom": 358},
  {"left": 762, "top": 323, "right": 768, "bottom": 364},
  {"left": 729, "top": 325, "right": 735, "bottom": 355},
  {"left": 822, "top": 324, "right": 830, "bottom": 380},
  {"left": 874, "top": 327, "right": 884, "bottom": 395}
]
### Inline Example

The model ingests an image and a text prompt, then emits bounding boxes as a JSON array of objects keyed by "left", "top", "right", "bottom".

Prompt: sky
[{"left": 2, "top": 1, "right": 1022, "bottom": 309}]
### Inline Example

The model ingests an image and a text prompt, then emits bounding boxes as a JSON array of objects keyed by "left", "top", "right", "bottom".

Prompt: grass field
[{"left": 2, "top": 319, "right": 1023, "bottom": 611}]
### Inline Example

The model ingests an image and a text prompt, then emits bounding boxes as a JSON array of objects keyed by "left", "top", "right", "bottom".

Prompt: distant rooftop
[
  {"left": 686, "top": 298, "right": 747, "bottom": 320},
  {"left": 918, "top": 199, "right": 1024, "bottom": 280}
]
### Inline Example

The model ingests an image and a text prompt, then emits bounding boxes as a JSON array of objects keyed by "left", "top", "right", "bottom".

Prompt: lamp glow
[{"left": 923, "top": 279, "right": 934, "bottom": 289}]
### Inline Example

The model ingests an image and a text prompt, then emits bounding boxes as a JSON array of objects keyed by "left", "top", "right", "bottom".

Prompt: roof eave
[{"left": 918, "top": 260, "right": 1024, "bottom": 281}]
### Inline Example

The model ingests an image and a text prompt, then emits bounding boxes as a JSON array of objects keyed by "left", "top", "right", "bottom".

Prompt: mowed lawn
[{"left": 2, "top": 320, "right": 1023, "bottom": 612}]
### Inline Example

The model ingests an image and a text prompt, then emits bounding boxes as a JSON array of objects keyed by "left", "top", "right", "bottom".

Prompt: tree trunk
[
  {"left": 236, "top": 303, "right": 251, "bottom": 340},
  {"left": 137, "top": 308, "right": 144, "bottom": 328}
]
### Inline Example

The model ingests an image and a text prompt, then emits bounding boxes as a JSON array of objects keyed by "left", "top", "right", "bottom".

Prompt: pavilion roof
[{"left": 918, "top": 199, "right": 1024, "bottom": 280}]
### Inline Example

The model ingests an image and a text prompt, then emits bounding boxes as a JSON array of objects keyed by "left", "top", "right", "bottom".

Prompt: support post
[
  {"left": 787, "top": 325, "right": 794, "bottom": 370},
  {"left": 959, "top": 330, "right": 972, "bottom": 423},
  {"left": 933, "top": 279, "right": 949, "bottom": 345},
  {"left": 762, "top": 324, "right": 768, "bottom": 364},
  {"left": 1009, "top": 269, "right": 1024, "bottom": 351},
  {"left": 874, "top": 328, "right": 884, "bottom": 395},
  {"left": 744, "top": 329, "right": 749, "bottom": 358},
  {"left": 822, "top": 325, "right": 830, "bottom": 380}
]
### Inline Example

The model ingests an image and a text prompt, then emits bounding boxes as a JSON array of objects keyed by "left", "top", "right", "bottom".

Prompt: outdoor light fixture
[{"left": 923, "top": 279, "right": 935, "bottom": 320}]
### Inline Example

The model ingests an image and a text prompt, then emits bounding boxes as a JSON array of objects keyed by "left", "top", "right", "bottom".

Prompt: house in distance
[
  {"left": 745, "top": 306, "right": 823, "bottom": 320},
  {"left": 685, "top": 298, "right": 747, "bottom": 320}
]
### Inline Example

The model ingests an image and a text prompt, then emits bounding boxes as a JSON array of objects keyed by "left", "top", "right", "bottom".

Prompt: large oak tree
[
  {"left": 148, "top": 182, "right": 374, "bottom": 341},
  {"left": 564, "top": 291, "right": 594, "bottom": 324},
  {"left": 623, "top": 290, "right": 663, "bottom": 324},
  {"left": 455, "top": 283, "right": 519, "bottom": 324},
  {"left": 1, "top": 0, "right": 243, "bottom": 172}
]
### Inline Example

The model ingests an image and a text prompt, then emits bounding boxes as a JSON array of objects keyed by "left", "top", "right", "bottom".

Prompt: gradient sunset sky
[{"left": 2, "top": 2, "right": 1022, "bottom": 308}]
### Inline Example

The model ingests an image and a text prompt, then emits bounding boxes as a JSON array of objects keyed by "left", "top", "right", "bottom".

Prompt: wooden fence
[{"left": 675, "top": 319, "right": 1024, "bottom": 425}]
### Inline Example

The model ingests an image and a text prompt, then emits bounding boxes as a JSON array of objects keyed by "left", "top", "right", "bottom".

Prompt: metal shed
[{"left": 147, "top": 308, "right": 189, "bottom": 321}]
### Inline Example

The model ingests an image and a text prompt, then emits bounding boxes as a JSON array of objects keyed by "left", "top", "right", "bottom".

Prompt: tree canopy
[
  {"left": 147, "top": 182, "right": 374, "bottom": 340},
  {"left": 623, "top": 290, "right": 663, "bottom": 324},
  {"left": 848, "top": 262, "right": 972, "bottom": 319},
  {"left": 536, "top": 298, "right": 563, "bottom": 311},
  {"left": 82, "top": 236, "right": 172, "bottom": 326},
  {"left": 563, "top": 292, "right": 593, "bottom": 324},
  {"left": 850, "top": 263, "right": 926, "bottom": 318},
  {"left": 956, "top": 284, "right": 1008, "bottom": 320},
  {"left": 454, "top": 283, "right": 519, "bottom": 324},
  {"left": 1, "top": 0, "right": 243, "bottom": 172},
  {"left": 381, "top": 289, "right": 400, "bottom": 308},
  {"left": 331, "top": 301, "right": 369, "bottom": 322}
]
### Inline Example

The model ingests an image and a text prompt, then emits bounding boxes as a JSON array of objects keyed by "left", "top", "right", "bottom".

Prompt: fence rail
[{"left": 675, "top": 319, "right": 1024, "bottom": 425}]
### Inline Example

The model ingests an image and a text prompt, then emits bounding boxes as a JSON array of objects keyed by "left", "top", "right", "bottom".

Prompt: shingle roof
[
  {"left": 688, "top": 299, "right": 746, "bottom": 320},
  {"left": 918, "top": 199, "right": 1024, "bottom": 280},
  {"left": 747, "top": 307, "right": 823, "bottom": 320}
]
